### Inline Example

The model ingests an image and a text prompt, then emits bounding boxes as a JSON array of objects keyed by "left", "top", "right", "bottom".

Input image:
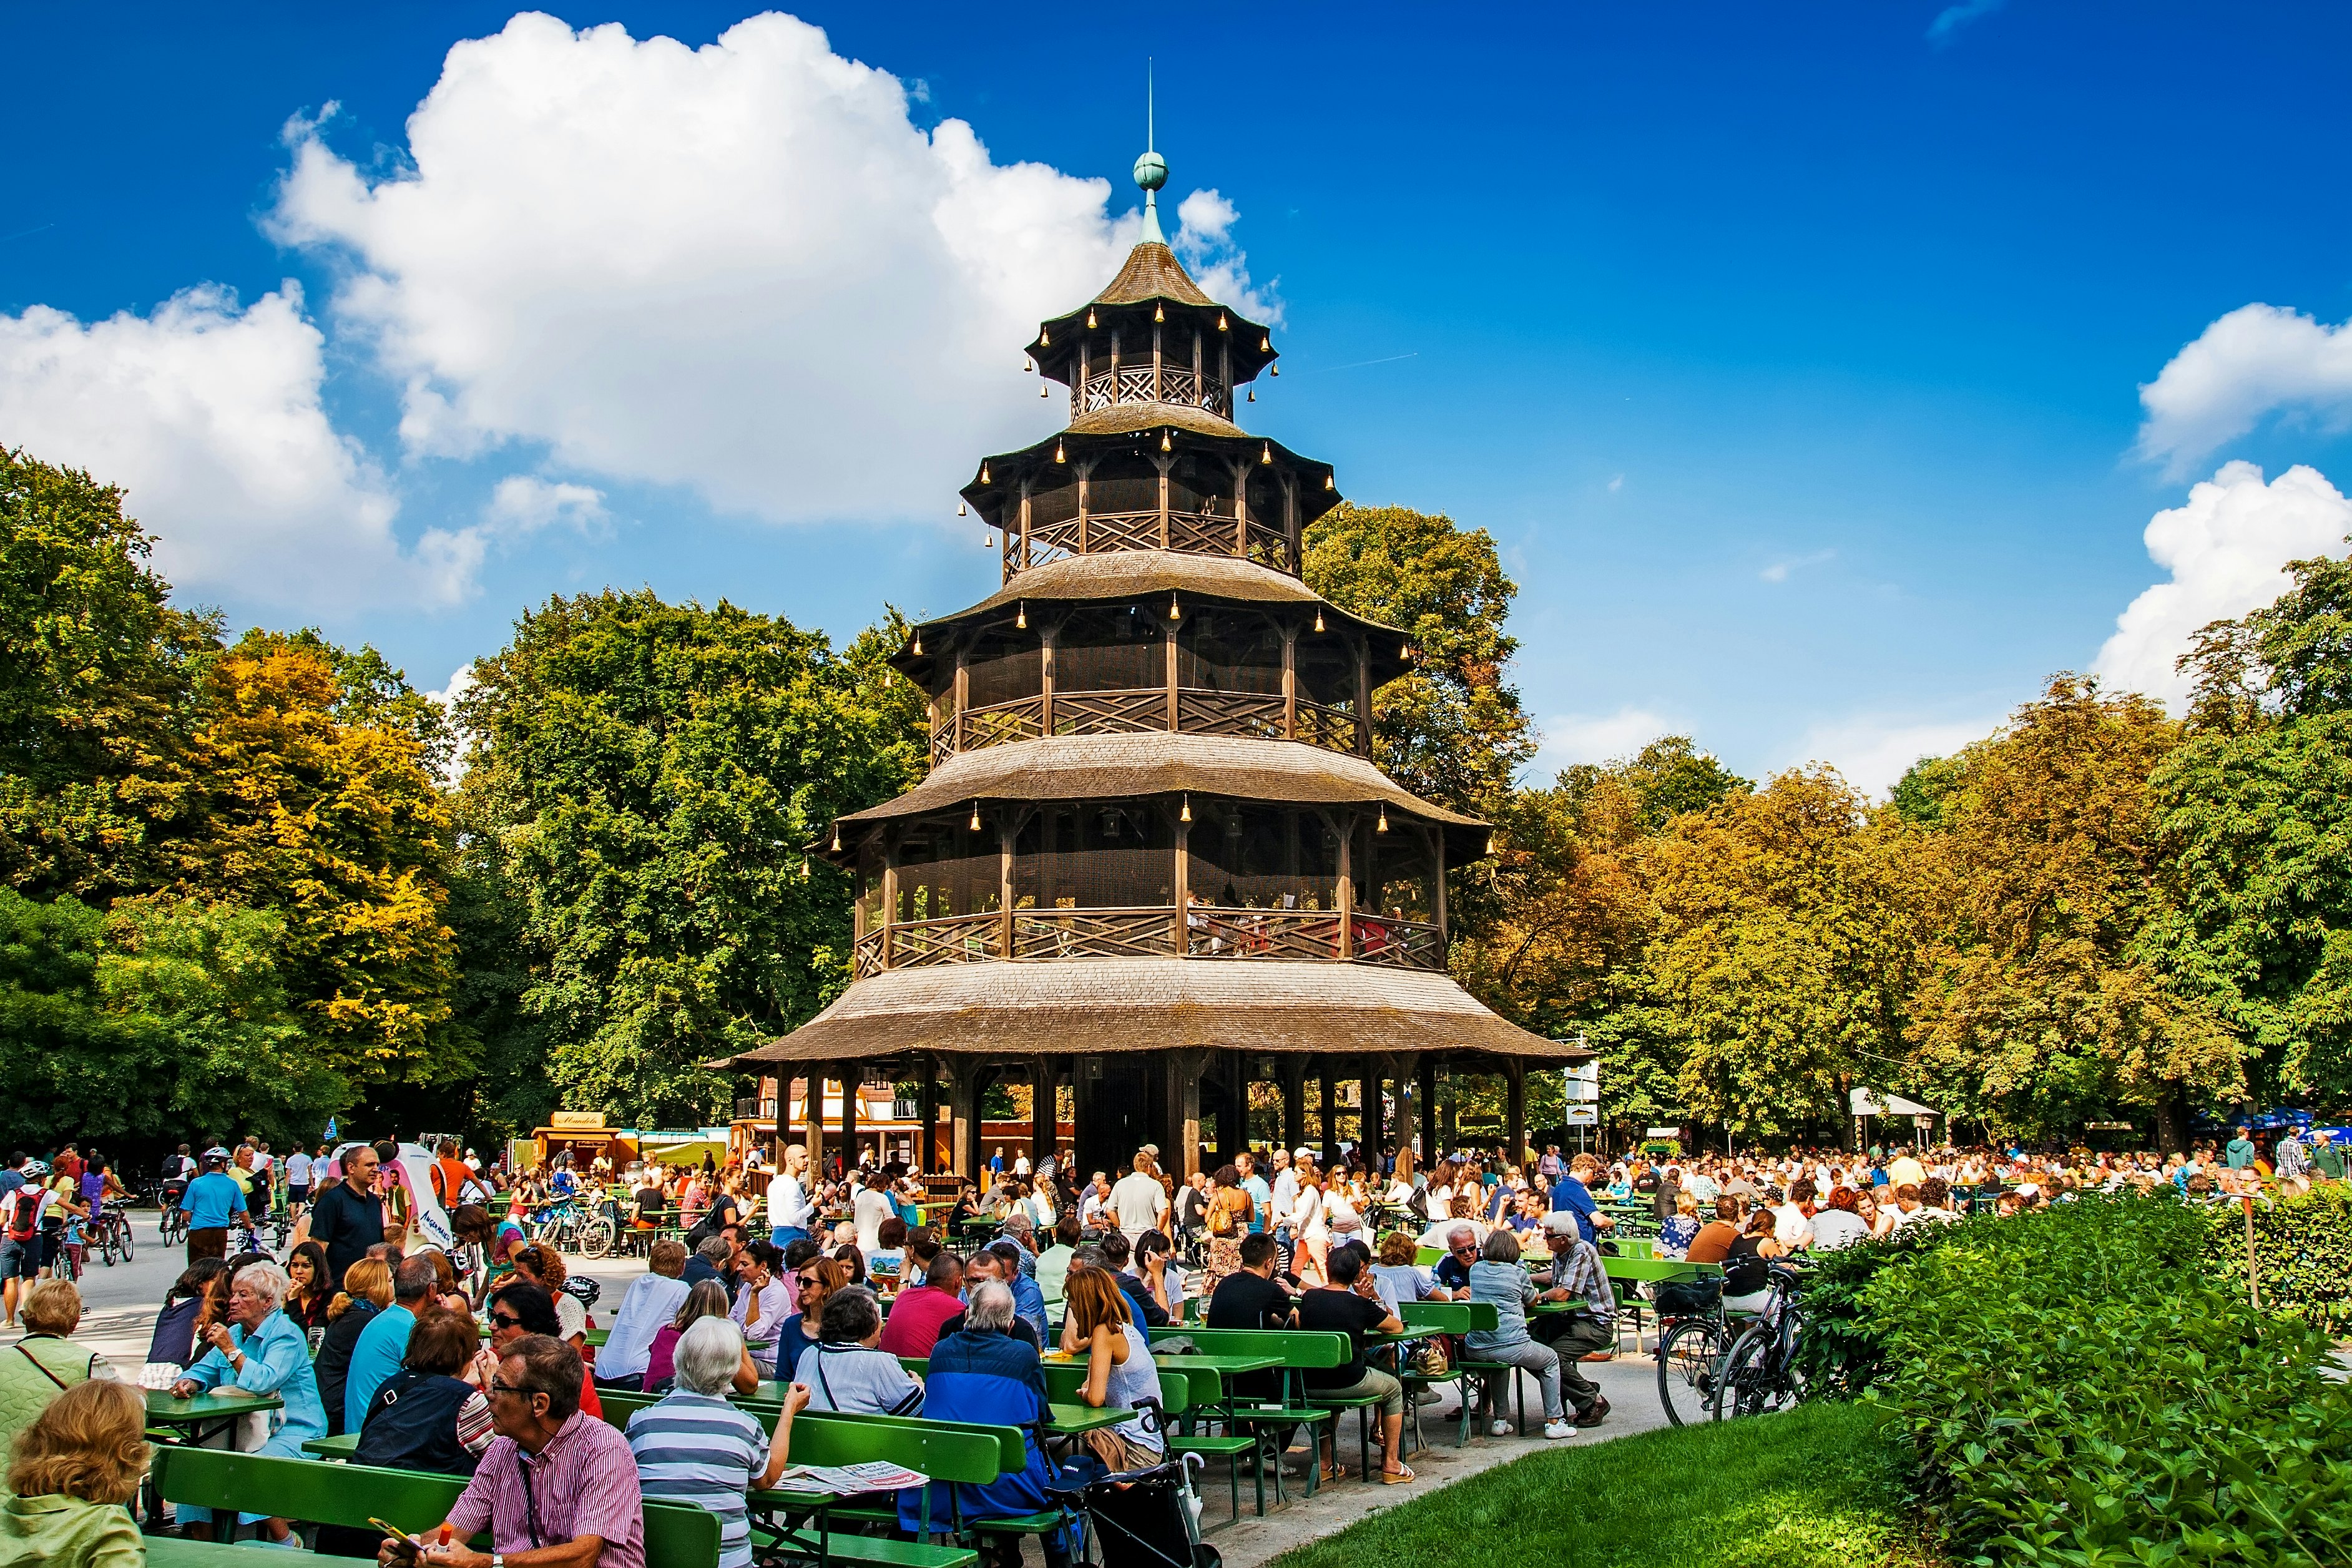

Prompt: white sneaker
[
  {"left": 1489, "top": 1418, "right": 1515, "bottom": 1437},
  {"left": 1543, "top": 1419, "right": 1574, "bottom": 1440}
]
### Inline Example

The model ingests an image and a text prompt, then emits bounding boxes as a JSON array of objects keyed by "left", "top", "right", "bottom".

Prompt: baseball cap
[{"left": 1293, "top": 1148, "right": 1313, "bottom": 1162}]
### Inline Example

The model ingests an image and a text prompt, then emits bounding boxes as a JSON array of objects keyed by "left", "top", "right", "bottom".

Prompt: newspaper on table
[{"left": 777, "top": 1460, "right": 929, "bottom": 1493}]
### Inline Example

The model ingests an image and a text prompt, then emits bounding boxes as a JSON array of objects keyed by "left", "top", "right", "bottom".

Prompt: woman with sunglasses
[
  {"left": 469, "top": 1283, "right": 602, "bottom": 1419},
  {"left": 772, "top": 1257, "right": 841, "bottom": 1381}
]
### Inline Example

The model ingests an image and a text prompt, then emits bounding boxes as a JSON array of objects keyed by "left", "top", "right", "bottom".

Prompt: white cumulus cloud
[
  {"left": 268, "top": 11, "right": 1273, "bottom": 527},
  {"left": 0, "top": 283, "right": 476, "bottom": 609},
  {"left": 2094, "top": 461, "right": 2352, "bottom": 708},
  {"left": 2137, "top": 304, "right": 2352, "bottom": 477},
  {"left": 484, "top": 474, "right": 607, "bottom": 536},
  {"left": 1533, "top": 706, "right": 1680, "bottom": 775},
  {"left": 1783, "top": 713, "right": 2003, "bottom": 798}
]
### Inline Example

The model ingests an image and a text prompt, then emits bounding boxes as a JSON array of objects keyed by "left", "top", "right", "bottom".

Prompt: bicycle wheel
[
  {"left": 115, "top": 1216, "right": 134, "bottom": 1262},
  {"left": 98, "top": 1224, "right": 117, "bottom": 1266},
  {"left": 1656, "top": 1318, "right": 1725, "bottom": 1427},
  {"left": 579, "top": 1217, "right": 615, "bottom": 1260},
  {"left": 1712, "top": 1321, "right": 1797, "bottom": 1420}
]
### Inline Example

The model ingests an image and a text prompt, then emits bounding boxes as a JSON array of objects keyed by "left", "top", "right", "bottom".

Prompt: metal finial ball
[{"left": 1134, "top": 150, "right": 1168, "bottom": 192}]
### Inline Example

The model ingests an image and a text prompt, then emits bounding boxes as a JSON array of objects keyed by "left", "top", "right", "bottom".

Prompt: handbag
[{"left": 1408, "top": 1336, "right": 1451, "bottom": 1377}]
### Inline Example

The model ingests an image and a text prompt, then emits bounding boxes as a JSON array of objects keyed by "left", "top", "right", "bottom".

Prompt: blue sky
[{"left": 7, "top": 2, "right": 2352, "bottom": 791}]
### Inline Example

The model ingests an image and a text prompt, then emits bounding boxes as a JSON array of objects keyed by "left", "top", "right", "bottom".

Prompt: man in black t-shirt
[
  {"left": 1206, "top": 1234, "right": 1296, "bottom": 1330},
  {"left": 1295, "top": 1248, "right": 1413, "bottom": 1482},
  {"left": 298, "top": 1144, "right": 385, "bottom": 1288}
]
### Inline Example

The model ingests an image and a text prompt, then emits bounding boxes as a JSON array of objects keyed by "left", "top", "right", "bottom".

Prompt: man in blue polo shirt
[
  {"left": 343, "top": 1255, "right": 436, "bottom": 1433},
  {"left": 1547, "top": 1153, "right": 1613, "bottom": 1248},
  {"left": 179, "top": 1149, "right": 250, "bottom": 1263},
  {"left": 1237, "top": 1151, "right": 1272, "bottom": 1237}
]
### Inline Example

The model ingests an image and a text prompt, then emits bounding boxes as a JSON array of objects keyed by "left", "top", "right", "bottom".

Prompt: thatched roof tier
[
  {"left": 1066, "top": 401, "right": 1244, "bottom": 440},
  {"left": 959, "top": 424, "right": 1340, "bottom": 537},
  {"left": 727, "top": 958, "right": 1585, "bottom": 1068},
  {"left": 1027, "top": 243, "right": 1278, "bottom": 392},
  {"left": 831, "top": 732, "right": 1489, "bottom": 857}
]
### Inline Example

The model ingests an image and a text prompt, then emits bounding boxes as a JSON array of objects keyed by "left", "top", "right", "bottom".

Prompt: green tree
[
  {"left": 457, "top": 591, "right": 924, "bottom": 1127},
  {"left": 0, "top": 448, "right": 212, "bottom": 901},
  {"left": 1908, "top": 675, "right": 2241, "bottom": 1143},
  {"left": 1302, "top": 503, "right": 1536, "bottom": 817}
]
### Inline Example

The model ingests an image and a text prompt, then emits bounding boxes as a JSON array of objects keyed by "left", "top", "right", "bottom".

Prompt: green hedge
[
  {"left": 1863, "top": 1197, "right": 2352, "bottom": 1566},
  {"left": 1786, "top": 1218, "right": 1974, "bottom": 1398},
  {"left": 2202, "top": 1183, "right": 2352, "bottom": 1331}
]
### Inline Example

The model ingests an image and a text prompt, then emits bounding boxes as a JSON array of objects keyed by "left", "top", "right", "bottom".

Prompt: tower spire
[{"left": 1134, "top": 59, "right": 1168, "bottom": 245}]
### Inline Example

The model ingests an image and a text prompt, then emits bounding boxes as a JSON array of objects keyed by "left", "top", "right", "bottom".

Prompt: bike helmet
[
  {"left": 21, "top": 1161, "right": 46, "bottom": 1178},
  {"left": 560, "top": 1276, "right": 602, "bottom": 1308}
]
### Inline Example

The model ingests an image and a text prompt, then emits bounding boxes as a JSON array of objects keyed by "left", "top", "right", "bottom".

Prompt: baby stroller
[{"left": 1054, "top": 1449, "right": 1219, "bottom": 1568}]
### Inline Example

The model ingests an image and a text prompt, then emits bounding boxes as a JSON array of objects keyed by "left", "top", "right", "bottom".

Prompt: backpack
[{"left": 6, "top": 1190, "right": 39, "bottom": 1243}]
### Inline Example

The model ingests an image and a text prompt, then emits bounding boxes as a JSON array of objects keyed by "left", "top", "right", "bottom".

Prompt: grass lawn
[{"left": 1265, "top": 1401, "right": 1937, "bottom": 1568}]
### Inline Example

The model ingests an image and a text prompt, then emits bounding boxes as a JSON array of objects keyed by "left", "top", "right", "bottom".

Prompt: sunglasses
[
  {"left": 796, "top": 1273, "right": 821, "bottom": 1288},
  {"left": 490, "top": 1311, "right": 522, "bottom": 1328}
]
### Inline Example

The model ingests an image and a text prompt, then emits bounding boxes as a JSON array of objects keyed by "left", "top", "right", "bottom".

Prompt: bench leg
[{"left": 1358, "top": 1408, "right": 1371, "bottom": 1482}]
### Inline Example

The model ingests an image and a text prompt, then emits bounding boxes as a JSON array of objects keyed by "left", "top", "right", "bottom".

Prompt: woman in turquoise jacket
[{"left": 168, "top": 1259, "right": 326, "bottom": 1542}]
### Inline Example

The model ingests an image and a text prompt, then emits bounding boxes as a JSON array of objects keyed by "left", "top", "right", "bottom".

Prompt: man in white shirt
[
  {"left": 1268, "top": 1149, "right": 1297, "bottom": 1258},
  {"left": 595, "top": 1237, "right": 692, "bottom": 1388},
  {"left": 285, "top": 1148, "right": 314, "bottom": 1217},
  {"left": 1107, "top": 1154, "right": 1171, "bottom": 1248},
  {"left": 1079, "top": 1174, "right": 1112, "bottom": 1229},
  {"left": 768, "top": 1144, "right": 818, "bottom": 1245},
  {"left": 852, "top": 1177, "right": 894, "bottom": 1255},
  {"left": 1771, "top": 1178, "right": 1816, "bottom": 1250}
]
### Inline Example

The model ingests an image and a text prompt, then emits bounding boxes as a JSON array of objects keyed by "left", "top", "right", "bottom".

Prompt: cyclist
[
  {"left": 37, "top": 1163, "right": 89, "bottom": 1282},
  {"left": 285, "top": 1144, "right": 314, "bottom": 1222},
  {"left": 179, "top": 1149, "right": 253, "bottom": 1263},
  {"left": 1, "top": 1162, "right": 52, "bottom": 1326}
]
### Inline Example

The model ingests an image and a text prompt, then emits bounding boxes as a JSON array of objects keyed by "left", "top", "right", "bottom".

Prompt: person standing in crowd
[
  {"left": 768, "top": 1145, "right": 817, "bottom": 1248},
  {"left": 1237, "top": 1152, "right": 1272, "bottom": 1238},
  {"left": 1547, "top": 1154, "right": 1612, "bottom": 1247},
  {"left": 1108, "top": 1153, "right": 1170, "bottom": 1251},
  {"left": 380, "top": 1335, "right": 644, "bottom": 1568},
  {"left": 285, "top": 1144, "right": 314, "bottom": 1220},
  {"left": 177, "top": 1150, "right": 250, "bottom": 1263},
  {"left": 300, "top": 1143, "right": 386, "bottom": 1287}
]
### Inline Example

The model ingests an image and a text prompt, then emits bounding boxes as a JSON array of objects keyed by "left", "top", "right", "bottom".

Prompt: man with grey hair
[
  {"left": 684, "top": 1233, "right": 735, "bottom": 1296},
  {"left": 627, "top": 1317, "right": 805, "bottom": 1568},
  {"left": 345, "top": 1253, "right": 439, "bottom": 1432},
  {"left": 917, "top": 1280, "right": 1061, "bottom": 1549},
  {"left": 961, "top": 1278, "right": 1017, "bottom": 1335},
  {"left": 1433, "top": 1222, "right": 1479, "bottom": 1293}
]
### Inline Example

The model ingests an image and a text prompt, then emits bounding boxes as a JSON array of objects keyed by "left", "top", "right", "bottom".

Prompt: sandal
[
  {"left": 1381, "top": 1463, "right": 1417, "bottom": 1484},
  {"left": 1317, "top": 1463, "right": 1343, "bottom": 1485}
]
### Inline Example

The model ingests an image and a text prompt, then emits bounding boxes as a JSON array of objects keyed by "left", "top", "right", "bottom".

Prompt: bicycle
[
  {"left": 94, "top": 1202, "right": 134, "bottom": 1265},
  {"left": 1712, "top": 1262, "right": 1807, "bottom": 1420},
  {"left": 159, "top": 1187, "right": 190, "bottom": 1245},
  {"left": 1655, "top": 1301, "right": 1732, "bottom": 1426}
]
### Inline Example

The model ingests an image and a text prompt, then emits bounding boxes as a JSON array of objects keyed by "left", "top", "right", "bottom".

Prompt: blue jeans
[{"left": 770, "top": 1225, "right": 810, "bottom": 1249}]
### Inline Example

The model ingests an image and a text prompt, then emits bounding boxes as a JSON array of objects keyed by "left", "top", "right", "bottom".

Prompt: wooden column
[
  {"left": 1282, "top": 474, "right": 1300, "bottom": 572},
  {"left": 1392, "top": 1054, "right": 1418, "bottom": 1180},
  {"left": 1280, "top": 1057, "right": 1308, "bottom": 1156},
  {"left": 1191, "top": 329, "right": 1204, "bottom": 410},
  {"left": 1039, "top": 625, "right": 1057, "bottom": 737},
  {"left": 1355, "top": 635, "right": 1373, "bottom": 758},
  {"left": 1227, "top": 1051, "right": 1252, "bottom": 1160},
  {"left": 1172, "top": 806, "right": 1190, "bottom": 955},
  {"left": 1418, "top": 1057, "right": 1439, "bottom": 1165},
  {"left": 1504, "top": 1060, "right": 1527, "bottom": 1165},
  {"left": 803, "top": 1069, "right": 827, "bottom": 1177},
  {"left": 997, "top": 814, "right": 1015, "bottom": 958},
  {"left": 1231, "top": 460, "right": 1250, "bottom": 557},
  {"left": 1155, "top": 454, "right": 1173, "bottom": 549},
  {"left": 1281, "top": 625, "right": 1298, "bottom": 740},
  {"left": 880, "top": 838, "right": 899, "bottom": 971},
  {"left": 917, "top": 1056, "right": 938, "bottom": 1174},
  {"left": 1029, "top": 1056, "right": 1056, "bottom": 1171},
  {"left": 840, "top": 1062, "right": 860, "bottom": 1174},
  {"left": 1171, "top": 1049, "right": 1209, "bottom": 1181},
  {"left": 1364, "top": 1059, "right": 1384, "bottom": 1171},
  {"left": 1165, "top": 614, "right": 1180, "bottom": 732},
  {"left": 953, "top": 645, "right": 969, "bottom": 755},
  {"left": 1333, "top": 811, "right": 1354, "bottom": 960},
  {"left": 1432, "top": 825, "right": 1448, "bottom": 951},
  {"left": 1077, "top": 463, "right": 1092, "bottom": 554},
  {"left": 1152, "top": 320, "right": 1164, "bottom": 400},
  {"left": 948, "top": 1059, "right": 982, "bottom": 1178},
  {"left": 1018, "top": 479, "right": 1032, "bottom": 573},
  {"left": 1319, "top": 1062, "right": 1339, "bottom": 1167}
]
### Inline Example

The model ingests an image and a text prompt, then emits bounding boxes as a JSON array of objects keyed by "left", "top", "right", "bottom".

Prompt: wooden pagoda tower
[{"left": 733, "top": 140, "right": 1584, "bottom": 1181}]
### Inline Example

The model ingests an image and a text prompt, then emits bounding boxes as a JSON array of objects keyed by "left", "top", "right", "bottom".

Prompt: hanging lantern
[
  {"left": 911, "top": 629, "right": 923, "bottom": 655},
  {"left": 1217, "top": 312, "right": 1228, "bottom": 331},
  {"left": 799, "top": 856, "right": 810, "bottom": 881},
  {"left": 1324, "top": 473, "right": 1335, "bottom": 491},
  {"left": 1261, "top": 335, "right": 1271, "bottom": 351},
  {"left": 1024, "top": 356, "right": 1034, "bottom": 373},
  {"left": 983, "top": 532, "right": 995, "bottom": 549},
  {"left": 1313, "top": 608, "right": 1325, "bottom": 634},
  {"left": 1261, "top": 443, "right": 1273, "bottom": 465},
  {"left": 980, "top": 463, "right": 991, "bottom": 484},
  {"left": 1160, "top": 429, "right": 1172, "bottom": 453},
  {"left": 1054, "top": 441, "right": 1066, "bottom": 464},
  {"left": 1403, "top": 642, "right": 1413, "bottom": 660},
  {"left": 1485, "top": 832, "right": 1496, "bottom": 856},
  {"left": 957, "top": 501, "right": 968, "bottom": 517},
  {"left": 831, "top": 823, "right": 843, "bottom": 852},
  {"left": 1016, "top": 601, "right": 1027, "bottom": 630},
  {"left": 969, "top": 801, "right": 982, "bottom": 831},
  {"left": 1247, "top": 388, "right": 1255, "bottom": 402},
  {"left": 1168, "top": 591, "right": 1181, "bottom": 621},
  {"left": 1270, "top": 365, "right": 1280, "bottom": 378},
  {"left": 1180, "top": 793, "right": 1192, "bottom": 824},
  {"left": 1154, "top": 303, "right": 1165, "bottom": 323},
  {"left": 1039, "top": 327, "right": 1050, "bottom": 346},
  {"left": 1376, "top": 803, "right": 1389, "bottom": 833},
  {"left": 1086, "top": 309, "right": 1098, "bottom": 329},
  {"left": 1041, "top": 383, "right": 1051, "bottom": 398}
]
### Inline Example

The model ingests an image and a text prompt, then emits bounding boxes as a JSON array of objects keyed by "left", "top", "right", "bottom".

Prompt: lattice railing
[
  {"left": 1178, "top": 688, "right": 1286, "bottom": 740},
  {"left": 932, "top": 687, "right": 1356, "bottom": 758},
  {"left": 1296, "top": 702, "right": 1363, "bottom": 753},
  {"left": 1051, "top": 688, "right": 1166, "bottom": 735},
  {"left": 1011, "top": 907, "right": 1177, "bottom": 960},
  {"left": 1080, "top": 367, "right": 1229, "bottom": 418},
  {"left": 855, "top": 907, "right": 1445, "bottom": 973},
  {"left": 1009, "top": 509, "right": 1295, "bottom": 577},
  {"left": 963, "top": 698, "right": 1044, "bottom": 749}
]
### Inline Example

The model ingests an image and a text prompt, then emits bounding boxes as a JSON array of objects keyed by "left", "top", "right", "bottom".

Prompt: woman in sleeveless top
[
  {"left": 1291, "top": 1160, "right": 1330, "bottom": 1286},
  {"left": 1201, "top": 1165, "right": 1253, "bottom": 1288},
  {"left": 1060, "top": 1267, "right": 1164, "bottom": 1474}
]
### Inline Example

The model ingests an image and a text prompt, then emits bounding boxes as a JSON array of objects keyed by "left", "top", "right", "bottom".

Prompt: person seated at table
[
  {"left": 831, "top": 1241, "right": 868, "bottom": 1288},
  {"left": 1431, "top": 1222, "right": 1482, "bottom": 1293},
  {"left": 642, "top": 1280, "right": 758, "bottom": 1396},
  {"left": 595, "top": 1238, "right": 690, "bottom": 1391},
  {"left": 1808, "top": 1187, "right": 1873, "bottom": 1250},
  {"left": 945, "top": 1249, "right": 1041, "bottom": 1348},
  {"left": 1296, "top": 1247, "right": 1416, "bottom": 1484},
  {"left": 346, "top": 1255, "right": 439, "bottom": 1433},
  {"left": 378, "top": 1335, "right": 643, "bottom": 1568},
  {"left": 506, "top": 1243, "right": 592, "bottom": 1351},
  {"left": 1529, "top": 1217, "right": 1612, "bottom": 1428},
  {"left": 627, "top": 1318, "right": 806, "bottom": 1568},
  {"left": 145, "top": 1257, "right": 230, "bottom": 1375},
  {"left": 774, "top": 1257, "right": 842, "bottom": 1372},
  {"left": 281, "top": 1240, "right": 336, "bottom": 1335},
  {"left": 876, "top": 1250, "right": 964, "bottom": 1359},
  {"left": 1721, "top": 1208, "right": 1783, "bottom": 1312},
  {"left": 1465, "top": 1229, "right": 1576, "bottom": 1442},
  {"left": 1095, "top": 1232, "right": 1172, "bottom": 1328},
  {"left": 683, "top": 1235, "right": 737, "bottom": 1301},
  {"left": 1206, "top": 1233, "right": 1297, "bottom": 1330},
  {"left": 1372, "top": 1230, "right": 1451, "bottom": 1307},
  {"left": 0, "top": 1281, "right": 115, "bottom": 1459},
  {"left": 1034, "top": 1212, "right": 1082, "bottom": 1305},
  {"left": 984, "top": 1236, "right": 1049, "bottom": 1340},
  {"left": 1132, "top": 1230, "right": 1179, "bottom": 1321},
  {"left": 352, "top": 1307, "right": 496, "bottom": 1472},
  {"left": 169, "top": 1260, "right": 326, "bottom": 1544},
  {"left": 314, "top": 1257, "right": 393, "bottom": 1436},
  {"left": 1655, "top": 1190, "right": 1703, "bottom": 1258},
  {"left": 909, "top": 1282, "right": 1072, "bottom": 1568},
  {"left": 727, "top": 1240, "right": 790, "bottom": 1377},
  {"left": 867, "top": 1216, "right": 909, "bottom": 1288},
  {"left": 1058, "top": 1267, "right": 1166, "bottom": 1476},
  {"left": 0, "top": 1377, "right": 146, "bottom": 1568},
  {"left": 629, "top": 1171, "right": 667, "bottom": 1232},
  {"left": 471, "top": 1283, "right": 605, "bottom": 1419},
  {"left": 795, "top": 1286, "right": 923, "bottom": 1416}
]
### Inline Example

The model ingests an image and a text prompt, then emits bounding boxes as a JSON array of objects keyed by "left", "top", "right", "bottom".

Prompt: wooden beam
[
  {"left": 1039, "top": 624, "right": 1057, "bottom": 737},
  {"left": 918, "top": 1055, "right": 938, "bottom": 1174},
  {"left": 1172, "top": 803, "right": 1190, "bottom": 956},
  {"left": 1333, "top": 810, "right": 1354, "bottom": 960},
  {"left": 1320, "top": 1062, "right": 1338, "bottom": 1169},
  {"left": 1165, "top": 610, "right": 1180, "bottom": 732},
  {"left": 840, "top": 1061, "right": 860, "bottom": 1175},
  {"left": 1504, "top": 1059, "right": 1527, "bottom": 1167},
  {"left": 803, "top": 1069, "right": 826, "bottom": 1178},
  {"left": 1281, "top": 622, "right": 1297, "bottom": 740}
]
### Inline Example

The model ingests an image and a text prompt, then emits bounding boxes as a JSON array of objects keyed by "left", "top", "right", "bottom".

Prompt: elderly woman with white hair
[
  {"left": 167, "top": 1259, "right": 328, "bottom": 1542},
  {"left": 626, "top": 1317, "right": 807, "bottom": 1568}
]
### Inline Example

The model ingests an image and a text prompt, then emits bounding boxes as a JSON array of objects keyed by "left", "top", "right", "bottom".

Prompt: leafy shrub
[
  {"left": 2202, "top": 1182, "right": 2352, "bottom": 1331},
  {"left": 1864, "top": 1196, "right": 2352, "bottom": 1566},
  {"left": 1788, "top": 1218, "right": 1972, "bottom": 1398}
]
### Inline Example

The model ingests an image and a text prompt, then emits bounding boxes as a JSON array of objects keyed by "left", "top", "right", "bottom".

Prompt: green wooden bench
[
  {"left": 596, "top": 1390, "right": 990, "bottom": 1565},
  {"left": 1390, "top": 1298, "right": 1480, "bottom": 1451},
  {"left": 1145, "top": 1327, "right": 1346, "bottom": 1504},
  {"left": 150, "top": 1447, "right": 720, "bottom": 1565}
]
